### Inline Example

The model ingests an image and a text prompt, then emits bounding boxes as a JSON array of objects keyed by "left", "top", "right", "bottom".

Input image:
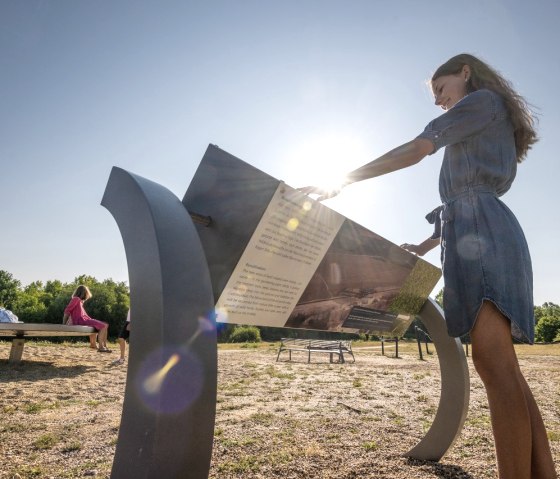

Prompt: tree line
[{"left": 1, "top": 269, "right": 559, "bottom": 343}]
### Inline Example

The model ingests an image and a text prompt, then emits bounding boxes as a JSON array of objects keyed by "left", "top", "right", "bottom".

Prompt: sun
[{"left": 286, "top": 132, "right": 369, "bottom": 193}]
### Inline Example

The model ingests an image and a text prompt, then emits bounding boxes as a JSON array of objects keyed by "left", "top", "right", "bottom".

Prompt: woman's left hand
[
  {"left": 400, "top": 243, "right": 425, "bottom": 256},
  {"left": 400, "top": 237, "right": 440, "bottom": 256},
  {"left": 298, "top": 185, "right": 344, "bottom": 201}
]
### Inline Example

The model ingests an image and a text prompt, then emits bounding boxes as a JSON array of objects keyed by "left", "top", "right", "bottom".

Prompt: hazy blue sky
[{"left": 2, "top": 0, "right": 559, "bottom": 305}]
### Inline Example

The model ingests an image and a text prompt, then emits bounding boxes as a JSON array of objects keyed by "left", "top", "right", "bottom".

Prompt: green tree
[
  {"left": 43, "top": 280, "right": 63, "bottom": 307},
  {"left": 0, "top": 270, "right": 21, "bottom": 309},
  {"left": 13, "top": 290, "right": 47, "bottom": 323},
  {"left": 535, "top": 315, "right": 560, "bottom": 343},
  {"left": 73, "top": 275, "right": 99, "bottom": 288},
  {"left": 534, "top": 302, "right": 560, "bottom": 325}
]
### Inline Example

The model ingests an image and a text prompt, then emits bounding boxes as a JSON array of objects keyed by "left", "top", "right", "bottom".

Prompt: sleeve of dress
[
  {"left": 416, "top": 89, "right": 499, "bottom": 155},
  {"left": 64, "top": 297, "right": 80, "bottom": 315}
]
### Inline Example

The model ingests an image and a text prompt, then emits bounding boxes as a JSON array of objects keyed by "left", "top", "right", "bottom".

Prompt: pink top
[{"left": 64, "top": 296, "right": 92, "bottom": 325}]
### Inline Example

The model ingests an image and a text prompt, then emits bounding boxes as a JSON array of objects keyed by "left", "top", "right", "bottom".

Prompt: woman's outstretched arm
[{"left": 299, "top": 138, "right": 434, "bottom": 200}]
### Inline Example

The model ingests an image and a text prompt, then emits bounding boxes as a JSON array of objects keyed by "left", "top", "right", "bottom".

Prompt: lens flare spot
[
  {"left": 457, "top": 234, "right": 485, "bottom": 261},
  {"left": 136, "top": 347, "right": 204, "bottom": 414},
  {"left": 198, "top": 315, "right": 216, "bottom": 333},
  {"left": 143, "top": 353, "right": 180, "bottom": 394},
  {"left": 286, "top": 218, "right": 299, "bottom": 231},
  {"left": 302, "top": 201, "right": 312, "bottom": 212},
  {"left": 184, "top": 314, "right": 217, "bottom": 348}
]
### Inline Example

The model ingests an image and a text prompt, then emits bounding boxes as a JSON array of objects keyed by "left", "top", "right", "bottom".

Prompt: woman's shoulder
[
  {"left": 457, "top": 89, "right": 497, "bottom": 106},
  {"left": 453, "top": 89, "right": 507, "bottom": 120},
  {"left": 460, "top": 89, "right": 505, "bottom": 109}
]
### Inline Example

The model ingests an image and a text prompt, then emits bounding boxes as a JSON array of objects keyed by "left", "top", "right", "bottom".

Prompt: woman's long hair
[{"left": 432, "top": 53, "right": 537, "bottom": 162}]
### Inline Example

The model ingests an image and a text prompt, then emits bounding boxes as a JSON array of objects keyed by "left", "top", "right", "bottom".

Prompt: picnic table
[
  {"left": 276, "top": 338, "right": 355, "bottom": 363},
  {"left": 0, "top": 323, "right": 95, "bottom": 363}
]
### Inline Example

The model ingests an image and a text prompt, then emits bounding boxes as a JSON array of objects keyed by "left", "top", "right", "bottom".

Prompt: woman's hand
[
  {"left": 401, "top": 237, "right": 440, "bottom": 256},
  {"left": 298, "top": 185, "right": 345, "bottom": 201},
  {"left": 400, "top": 243, "right": 426, "bottom": 256}
]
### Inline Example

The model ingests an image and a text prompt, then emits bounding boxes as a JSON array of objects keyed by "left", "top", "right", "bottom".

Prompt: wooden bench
[
  {"left": 0, "top": 323, "right": 95, "bottom": 363},
  {"left": 276, "top": 338, "right": 355, "bottom": 364}
]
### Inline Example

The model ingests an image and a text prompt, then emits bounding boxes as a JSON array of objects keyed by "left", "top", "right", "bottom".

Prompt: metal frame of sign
[{"left": 101, "top": 145, "right": 469, "bottom": 478}]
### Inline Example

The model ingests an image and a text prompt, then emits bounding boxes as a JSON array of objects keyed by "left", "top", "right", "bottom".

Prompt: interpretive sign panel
[
  {"left": 215, "top": 183, "right": 345, "bottom": 326},
  {"left": 183, "top": 145, "right": 440, "bottom": 337}
]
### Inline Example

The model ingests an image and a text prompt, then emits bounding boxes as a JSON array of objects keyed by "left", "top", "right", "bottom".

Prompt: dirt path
[{"left": 1, "top": 341, "right": 558, "bottom": 478}]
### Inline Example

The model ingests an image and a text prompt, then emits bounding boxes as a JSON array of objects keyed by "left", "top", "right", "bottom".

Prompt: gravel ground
[{"left": 0, "top": 341, "right": 558, "bottom": 478}]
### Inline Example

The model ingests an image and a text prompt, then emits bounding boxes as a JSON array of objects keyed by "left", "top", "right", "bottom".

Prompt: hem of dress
[{"left": 449, "top": 297, "right": 534, "bottom": 345}]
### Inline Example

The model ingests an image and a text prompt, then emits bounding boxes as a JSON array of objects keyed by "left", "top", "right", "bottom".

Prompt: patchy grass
[
  {"left": 216, "top": 455, "right": 260, "bottom": 473},
  {"left": 33, "top": 433, "right": 59, "bottom": 450},
  {"left": 61, "top": 441, "right": 82, "bottom": 452},
  {"left": 264, "top": 365, "right": 296, "bottom": 380},
  {"left": 24, "top": 401, "right": 58, "bottom": 414},
  {"left": 363, "top": 440, "right": 379, "bottom": 451},
  {"left": 2, "top": 341, "right": 560, "bottom": 479},
  {"left": 12, "top": 465, "right": 46, "bottom": 477}
]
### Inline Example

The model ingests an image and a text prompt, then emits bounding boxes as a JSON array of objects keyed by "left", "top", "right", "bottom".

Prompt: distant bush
[
  {"left": 228, "top": 326, "right": 261, "bottom": 343},
  {"left": 535, "top": 315, "right": 560, "bottom": 343}
]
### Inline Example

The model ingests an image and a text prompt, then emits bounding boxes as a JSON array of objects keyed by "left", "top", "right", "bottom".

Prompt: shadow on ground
[
  {"left": 406, "top": 458, "right": 476, "bottom": 478},
  {"left": 0, "top": 361, "right": 95, "bottom": 382}
]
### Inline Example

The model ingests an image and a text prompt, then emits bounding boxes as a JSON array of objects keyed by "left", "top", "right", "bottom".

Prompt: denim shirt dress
[{"left": 417, "top": 89, "right": 534, "bottom": 343}]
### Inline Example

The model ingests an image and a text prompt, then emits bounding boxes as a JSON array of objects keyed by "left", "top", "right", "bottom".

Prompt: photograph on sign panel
[{"left": 284, "top": 219, "right": 439, "bottom": 334}]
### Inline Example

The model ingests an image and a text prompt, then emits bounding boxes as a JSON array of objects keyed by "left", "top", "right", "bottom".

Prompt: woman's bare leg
[
  {"left": 89, "top": 333, "right": 97, "bottom": 348},
  {"left": 517, "top": 371, "right": 557, "bottom": 478},
  {"left": 470, "top": 300, "right": 556, "bottom": 479}
]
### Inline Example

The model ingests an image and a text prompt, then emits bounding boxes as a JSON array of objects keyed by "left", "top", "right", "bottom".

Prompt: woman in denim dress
[{"left": 302, "top": 54, "right": 556, "bottom": 478}]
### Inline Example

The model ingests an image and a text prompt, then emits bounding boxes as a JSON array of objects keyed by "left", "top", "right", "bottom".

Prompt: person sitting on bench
[{"left": 63, "top": 285, "right": 112, "bottom": 353}]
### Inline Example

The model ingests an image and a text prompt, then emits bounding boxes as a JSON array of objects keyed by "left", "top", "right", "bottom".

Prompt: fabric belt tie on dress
[{"left": 425, "top": 186, "right": 498, "bottom": 240}]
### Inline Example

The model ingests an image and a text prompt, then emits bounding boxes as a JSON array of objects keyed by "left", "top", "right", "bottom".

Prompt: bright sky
[{"left": 1, "top": 1, "right": 559, "bottom": 305}]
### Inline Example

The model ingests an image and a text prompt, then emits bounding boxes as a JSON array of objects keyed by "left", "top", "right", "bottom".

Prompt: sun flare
[{"left": 287, "top": 132, "right": 368, "bottom": 193}]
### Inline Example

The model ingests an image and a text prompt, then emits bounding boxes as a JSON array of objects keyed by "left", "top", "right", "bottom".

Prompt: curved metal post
[
  {"left": 101, "top": 167, "right": 217, "bottom": 479},
  {"left": 406, "top": 298, "right": 470, "bottom": 461}
]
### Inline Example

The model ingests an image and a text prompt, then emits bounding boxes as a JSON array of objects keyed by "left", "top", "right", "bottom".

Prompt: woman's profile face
[{"left": 431, "top": 73, "right": 469, "bottom": 111}]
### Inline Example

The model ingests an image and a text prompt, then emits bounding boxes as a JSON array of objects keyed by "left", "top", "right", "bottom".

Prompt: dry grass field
[{"left": 0, "top": 340, "right": 559, "bottom": 478}]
